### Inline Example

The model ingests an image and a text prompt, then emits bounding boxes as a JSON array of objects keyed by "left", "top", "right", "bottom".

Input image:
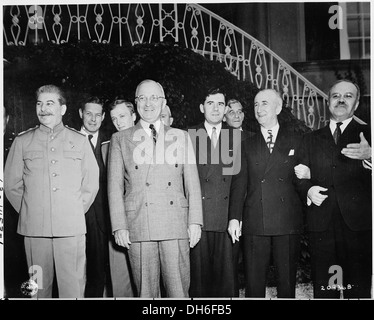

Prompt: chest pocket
[
  {"left": 24, "top": 151, "right": 43, "bottom": 171},
  {"left": 63, "top": 151, "right": 83, "bottom": 161}
]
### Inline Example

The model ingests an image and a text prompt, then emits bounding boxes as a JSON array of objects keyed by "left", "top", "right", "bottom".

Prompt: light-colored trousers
[
  {"left": 108, "top": 237, "right": 134, "bottom": 297},
  {"left": 128, "top": 239, "right": 190, "bottom": 298},
  {"left": 24, "top": 235, "right": 86, "bottom": 298}
]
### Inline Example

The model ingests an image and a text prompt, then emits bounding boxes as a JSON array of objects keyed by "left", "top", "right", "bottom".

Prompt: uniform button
[
  {"left": 51, "top": 160, "right": 56, "bottom": 164},
  {"left": 52, "top": 173, "right": 57, "bottom": 177},
  {"left": 146, "top": 182, "right": 150, "bottom": 186},
  {"left": 175, "top": 164, "right": 178, "bottom": 168},
  {"left": 332, "top": 165, "right": 336, "bottom": 168},
  {"left": 223, "top": 178, "right": 226, "bottom": 182},
  {"left": 278, "top": 178, "right": 284, "bottom": 182},
  {"left": 205, "top": 179, "right": 209, "bottom": 182},
  {"left": 170, "top": 201, "right": 173, "bottom": 205},
  {"left": 135, "top": 165, "right": 138, "bottom": 169},
  {"left": 168, "top": 182, "right": 171, "bottom": 186},
  {"left": 52, "top": 187, "right": 57, "bottom": 192},
  {"left": 51, "top": 147, "right": 55, "bottom": 152},
  {"left": 261, "top": 179, "right": 265, "bottom": 183},
  {"left": 202, "top": 196, "right": 205, "bottom": 200},
  {"left": 51, "top": 136, "right": 55, "bottom": 140}
]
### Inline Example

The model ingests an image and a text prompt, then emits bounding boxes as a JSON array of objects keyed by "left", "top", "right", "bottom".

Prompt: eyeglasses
[{"left": 135, "top": 95, "right": 165, "bottom": 104}]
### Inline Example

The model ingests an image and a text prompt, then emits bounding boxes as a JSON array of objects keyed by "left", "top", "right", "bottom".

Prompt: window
[{"left": 340, "top": 2, "right": 370, "bottom": 59}]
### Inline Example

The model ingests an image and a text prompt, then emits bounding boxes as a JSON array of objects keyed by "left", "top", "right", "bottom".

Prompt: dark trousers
[
  {"left": 4, "top": 200, "right": 29, "bottom": 298},
  {"left": 232, "top": 240, "right": 242, "bottom": 296},
  {"left": 190, "top": 230, "right": 236, "bottom": 297},
  {"left": 84, "top": 210, "right": 109, "bottom": 298},
  {"left": 242, "top": 234, "right": 300, "bottom": 298},
  {"left": 309, "top": 204, "right": 372, "bottom": 299}
]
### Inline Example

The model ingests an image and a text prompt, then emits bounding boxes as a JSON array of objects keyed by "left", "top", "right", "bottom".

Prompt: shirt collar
[
  {"left": 140, "top": 119, "right": 162, "bottom": 135},
  {"left": 260, "top": 122, "right": 280, "bottom": 140},
  {"left": 80, "top": 127, "right": 99, "bottom": 137},
  {"left": 329, "top": 117, "right": 353, "bottom": 135},
  {"left": 204, "top": 121, "right": 222, "bottom": 138},
  {"left": 80, "top": 127, "right": 99, "bottom": 147},
  {"left": 39, "top": 121, "right": 65, "bottom": 134}
]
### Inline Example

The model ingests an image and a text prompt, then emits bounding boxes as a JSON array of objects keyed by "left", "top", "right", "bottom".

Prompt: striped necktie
[
  {"left": 267, "top": 129, "right": 274, "bottom": 153},
  {"left": 149, "top": 124, "right": 157, "bottom": 144}
]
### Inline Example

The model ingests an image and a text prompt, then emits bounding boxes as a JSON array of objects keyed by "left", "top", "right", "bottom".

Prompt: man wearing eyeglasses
[{"left": 107, "top": 79, "right": 203, "bottom": 297}]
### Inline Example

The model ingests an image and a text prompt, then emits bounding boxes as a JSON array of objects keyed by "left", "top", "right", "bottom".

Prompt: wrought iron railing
[{"left": 4, "top": 3, "right": 360, "bottom": 130}]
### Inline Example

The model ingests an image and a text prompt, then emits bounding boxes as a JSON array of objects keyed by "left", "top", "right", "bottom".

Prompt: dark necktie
[
  {"left": 333, "top": 122, "right": 343, "bottom": 144},
  {"left": 149, "top": 124, "right": 157, "bottom": 144},
  {"left": 88, "top": 134, "right": 95, "bottom": 152},
  {"left": 211, "top": 126, "right": 218, "bottom": 148},
  {"left": 267, "top": 129, "right": 274, "bottom": 153}
]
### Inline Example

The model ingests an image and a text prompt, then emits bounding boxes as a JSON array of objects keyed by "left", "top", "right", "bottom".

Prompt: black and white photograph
[{"left": 1, "top": 0, "right": 372, "bottom": 309}]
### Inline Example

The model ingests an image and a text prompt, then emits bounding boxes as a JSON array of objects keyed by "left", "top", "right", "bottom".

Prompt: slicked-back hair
[
  {"left": 108, "top": 97, "right": 135, "bottom": 115},
  {"left": 201, "top": 87, "right": 226, "bottom": 104},
  {"left": 80, "top": 96, "right": 105, "bottom": 111},
  {"left": 36, "top": 84, "right": 67, "bottom": 106},
  {"left": 227, "top": 99, "right": 242, "bottom": 108},
  {"left": 327, "top": 79, "right": 361, "bottom": 102}
]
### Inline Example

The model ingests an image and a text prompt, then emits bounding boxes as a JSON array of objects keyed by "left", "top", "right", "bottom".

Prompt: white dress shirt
[{"left": 80, "top": 127, "right": 99, "bottom": 148}]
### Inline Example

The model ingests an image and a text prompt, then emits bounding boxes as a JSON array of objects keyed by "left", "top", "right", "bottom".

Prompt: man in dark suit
[
  {"left": 79, "top": 96, "right": 110, "bottom": 297},
  {"left": 228, "top": 89, "right": 303, "bottom": 298},
  {"left": 188, "top": 88, "right": 241, "bottom": 297},
  {"left": 224, "top": 98, "right": 253, "bottom": 294},
  {"left": 295, "top": 80, "right": 372, "bottom": 298}
]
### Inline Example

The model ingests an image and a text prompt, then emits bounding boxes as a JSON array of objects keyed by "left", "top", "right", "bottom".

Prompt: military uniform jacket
[
  {"left": 107, "top": 122, "right": 203, "bottom": 242},
  {"left": 229, "top": 125, "right": 304, "bottom": 235},
  {"left": 4, "top": 122, "right": 99, "bottom": 237}
]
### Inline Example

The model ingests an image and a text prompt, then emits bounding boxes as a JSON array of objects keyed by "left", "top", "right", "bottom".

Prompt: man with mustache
[
  {"left": 4, "top": 85, "right": 99, "bottom": 298},
  {"left": 295, "top": 79, "right": 372, "bottom": 298}
]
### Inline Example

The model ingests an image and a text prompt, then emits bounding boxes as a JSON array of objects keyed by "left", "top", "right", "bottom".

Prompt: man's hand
[
  {"left": 307, "top": 186, "right": 328, "bottom": 206},
  {"left": 188, "top": 224, "right": 202, "bottom": 248},
  {"left": 114, "top": 229, "right": 131, "bottom": 249},
  {"left": 294, "top": 164, "right": 311, "bottom": 179},
  {"left": 341, "top": 132, "right": 371, "bottom": 160},
  {"left": 228, "top": 219, "right": 241, "bottom": 244}
]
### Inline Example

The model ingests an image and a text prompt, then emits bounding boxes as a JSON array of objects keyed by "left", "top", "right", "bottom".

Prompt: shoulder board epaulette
[
  {"left": 17, "top": 125, "right": 39, "bottom": 136},
  {"left": 65, "top": 125, "right": 85, "bottom": 136},
  {"left": 101, "top": 140, "right": 110, "bottom": 145}
]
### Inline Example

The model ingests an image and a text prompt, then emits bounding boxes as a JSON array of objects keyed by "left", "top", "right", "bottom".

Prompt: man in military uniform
[{"left": 4, "top": 84, "right": 99, "bottom": 298}]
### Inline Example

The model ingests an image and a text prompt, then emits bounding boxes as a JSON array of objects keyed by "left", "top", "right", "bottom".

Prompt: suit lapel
[
  {"left": 254, "top": 132, "right": 269, "bottom": 176},
  {"left": 129, "top": 122, "right": 154, "bottom": 163},
  {"left": 338, "top": 118, "right": 360, "bottom": 147},
  {"left": 316, "top": 124, "right": 336, "bottom": 158},
  {"left": 264, "top": 126, "right": 288, "bottom": 175},
  {"left": 205, "top": 124, "right": 231, "bottom": 179}
]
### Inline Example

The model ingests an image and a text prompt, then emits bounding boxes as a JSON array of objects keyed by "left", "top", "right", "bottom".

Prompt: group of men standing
[{"left": 4, "top": 78, "right": 372, "bottom": 299}]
